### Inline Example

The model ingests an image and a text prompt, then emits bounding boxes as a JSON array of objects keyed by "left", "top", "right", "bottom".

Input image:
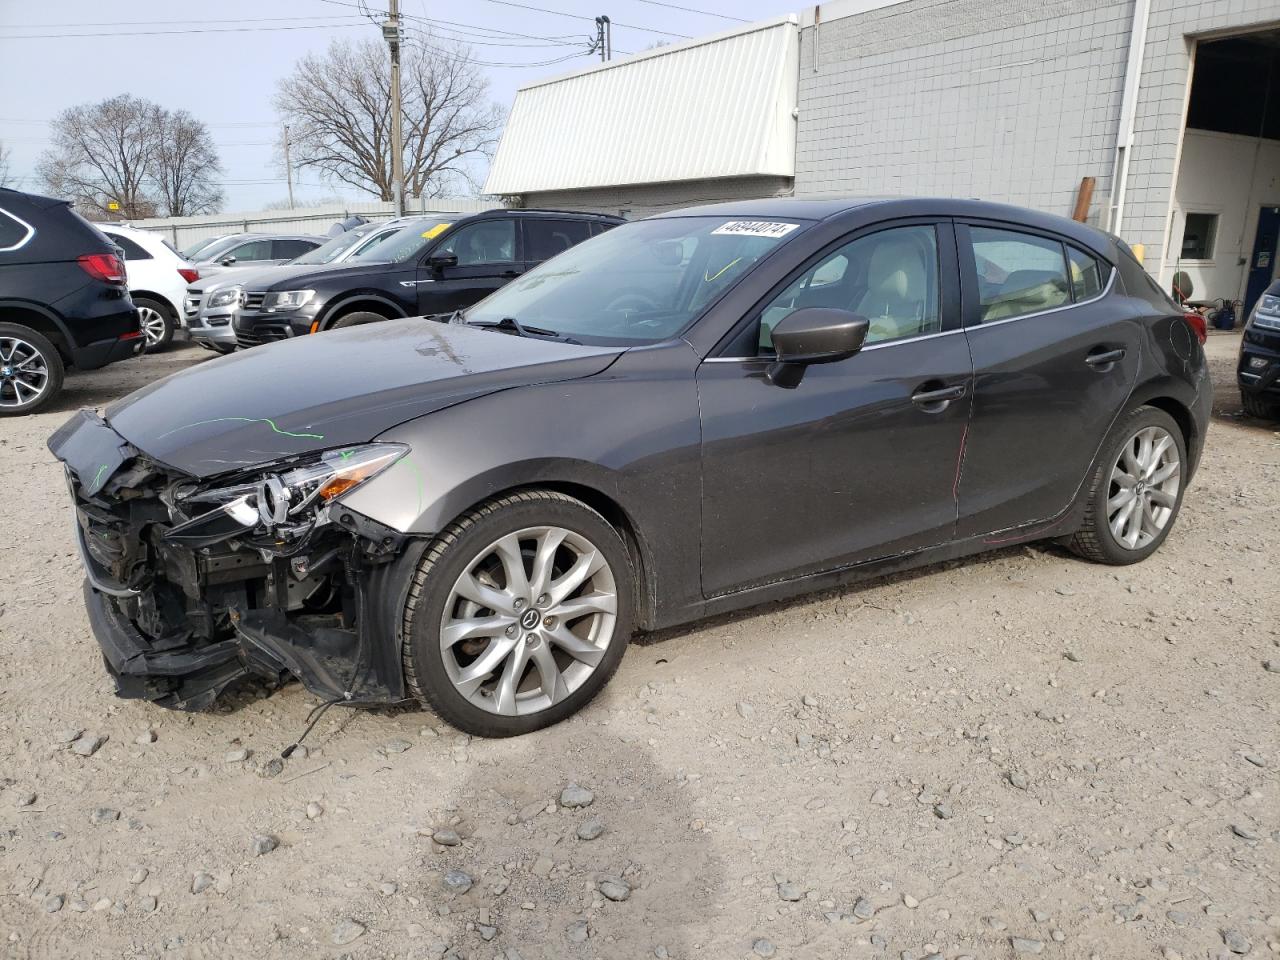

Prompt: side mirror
[
  {"left": 429, "top": 252, "right": 458, "bottom": 274},
  {"left": 767, "top": 307, "right": 868, "bottom": 388},
  {"left": 219, "top": 256, "right": 236, "bottom": 266}
]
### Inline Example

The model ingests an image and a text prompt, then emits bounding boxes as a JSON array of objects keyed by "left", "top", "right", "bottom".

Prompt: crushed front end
[{"left": 49, "top": 409, "right": 423, "bottom": 711}]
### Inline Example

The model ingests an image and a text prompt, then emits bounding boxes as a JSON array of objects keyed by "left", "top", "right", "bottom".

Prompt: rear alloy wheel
[
  {"left": 1068, "top": 406, "right": 1186, "bottom": 564},
  {"left": 403, "top": 490, "right": 634, "bottom": 737},
  {"left": 135, "top": 298, "right": 174, "bottom": 351},
  {"left": 0, "top": 324, "right": 64, "bottom": 416}
]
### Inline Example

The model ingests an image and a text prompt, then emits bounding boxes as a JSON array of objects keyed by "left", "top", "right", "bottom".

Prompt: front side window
[
  {"left": 757, "top": 225, "right": 941, "bottom": 352},
  {"left": 436, "top": 220, "right": 516, "bottom": 266},
  {"left": 227, "top": 239, "right": 273, "bottom": 262},
  {"left": 970, "top": 227, "right": 1070, "bottom": 322},
  {"left": 464, "top": 216, "right": 810, "bottom": 345}
]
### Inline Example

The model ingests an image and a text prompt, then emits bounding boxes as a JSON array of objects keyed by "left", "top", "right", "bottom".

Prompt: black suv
[
  {"left": 1239, "top": 279, "right": 1280, "bottom": 419},
  {"left": 232, "top": 209, "right": 621, "bottom": 348},
  {"left": 0, "top": 187, "right": 142, "bottom": 415}
]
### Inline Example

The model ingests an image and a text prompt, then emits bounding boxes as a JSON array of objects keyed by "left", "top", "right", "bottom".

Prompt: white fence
[{"left": 131, "top": 198, "right": 495, "bottom": 249}]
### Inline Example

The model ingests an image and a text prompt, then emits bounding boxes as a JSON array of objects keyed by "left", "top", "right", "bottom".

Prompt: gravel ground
[{"left": 0, "top": 333, "right": 1276, "bottom": 960}]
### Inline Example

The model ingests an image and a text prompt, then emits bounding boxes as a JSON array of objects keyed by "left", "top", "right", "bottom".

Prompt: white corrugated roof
[{"left": 483, "top": 16, "right": 799, "bottom": 195}]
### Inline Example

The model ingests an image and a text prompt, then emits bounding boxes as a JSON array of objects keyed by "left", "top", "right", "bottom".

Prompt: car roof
[{"left": 654, "top": 197, "right": 1114, "bottom": 258}]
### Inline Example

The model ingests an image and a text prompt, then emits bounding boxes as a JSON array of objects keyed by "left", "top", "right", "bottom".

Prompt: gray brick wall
[
  {"left": 794, "top": 0, "right": 1280, "bottom": 279},
  {"left": 794, "top": 0, "right": 1134, "bottom": 228},
  {"left": 515, "top": 176, "right": 793, "bottom": 219}
]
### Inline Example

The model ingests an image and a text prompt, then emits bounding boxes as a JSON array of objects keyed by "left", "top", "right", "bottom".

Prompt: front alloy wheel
[{"left": 403, "top": 490, "right": 634, "bottom": 737}]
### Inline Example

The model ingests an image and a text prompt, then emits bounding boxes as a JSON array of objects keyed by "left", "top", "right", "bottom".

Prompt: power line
[
  {"left": 467, "top": 0, "right": 692, "bottom": 39},
  {"left": 631, "top": 0, "right": 749, "bottom": 22},
  {"left": 0, "top": 22, "right": 368, "bottom": 40},
  {"left": 0, "top": 15, "right": 365, "bottom": 29}
]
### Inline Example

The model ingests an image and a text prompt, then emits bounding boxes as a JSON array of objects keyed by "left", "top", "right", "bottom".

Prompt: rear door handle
[
  {"left": 1085, "top": 347, "right": 1126, "bottom": 367},
  {"left": 911, "top": 383, "right": 966, "bottom": 409}
]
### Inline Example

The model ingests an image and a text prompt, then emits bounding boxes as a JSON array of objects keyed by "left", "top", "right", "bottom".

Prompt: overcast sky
[{"left": 0, "top": 0, "right": 793, "bottom": 212}]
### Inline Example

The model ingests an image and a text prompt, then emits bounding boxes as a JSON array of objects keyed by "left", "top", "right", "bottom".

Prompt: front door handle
[
  {"left": 911, "top": 382, "right": 966, "bottom": 410},
  {"left": 1085, "top": 347, "right": 1126, "bottom": 367}
]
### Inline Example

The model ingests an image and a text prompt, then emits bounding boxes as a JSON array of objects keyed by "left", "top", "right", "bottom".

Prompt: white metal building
[{"left": 485, "top": 0, "right": 1280, "bottom": 313}]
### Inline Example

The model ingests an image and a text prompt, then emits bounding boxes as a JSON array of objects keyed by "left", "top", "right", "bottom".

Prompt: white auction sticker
[{"left": 710, "top": 220, "right": 800, "bottom": 239}]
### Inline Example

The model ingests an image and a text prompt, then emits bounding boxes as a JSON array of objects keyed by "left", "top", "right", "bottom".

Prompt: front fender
[{"left": 315, "top": 292, "right": 410, "bottom": 329}]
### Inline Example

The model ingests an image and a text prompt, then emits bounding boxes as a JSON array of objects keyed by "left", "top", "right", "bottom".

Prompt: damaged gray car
[{"left": 50, "top": 199, "right": 1210, "bottom": 738}]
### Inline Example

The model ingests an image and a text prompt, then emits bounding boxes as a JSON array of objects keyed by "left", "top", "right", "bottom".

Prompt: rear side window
[
  {"left": 1067, "top": 247, "right": 1102, "bottom": 301},
  {"left": 525, "top": 219, "right": 591, "bottom": 262},
  {"left": 273, "top": 238, "right": 316, "bottom": 260},
  {"left": 104, "top": 232, "right": 153, "bottom": 261},
  {"left": 969, "top": 227, "right": 1070, "bottom": 322},
  {"left": 0, "top": 207, "right": 33, "bottom": 251}
]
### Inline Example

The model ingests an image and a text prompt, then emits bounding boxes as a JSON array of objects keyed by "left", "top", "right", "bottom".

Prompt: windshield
[
  {"left": 181, "top": 236, "right": 222, "bottom": 259},
  {"left": 464, "top": 216, "right": 809, "bottom": 344},
  {"left": 290, "top": 227, "right": 386, "bottom": 265},
  {"left": 349, "top": 218, "right": 452, "bottom": 264}
]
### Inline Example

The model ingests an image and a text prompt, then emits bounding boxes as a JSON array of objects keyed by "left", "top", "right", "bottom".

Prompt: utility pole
[
  {"left": 593, "top": 16, "right": 611, "bottom": 62},
  {"left": 282, "top": 123, "right": 295, "bottom": 210},
  {"left": 384, "top": 0, "right": 405, "bottom": 217}
]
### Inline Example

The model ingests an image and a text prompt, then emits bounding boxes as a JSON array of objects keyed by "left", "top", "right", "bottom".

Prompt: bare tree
[
  {"left": 37, "top": 95, "right": 158, "bottom": 219},
  {"left": 0, "top": 140, "right": 11, "bottom": 188},
  {"left": 36, "top": 95, "right": 224, "bottom": 219},
  {"left": 275, "top": 37, "right": 503, "bottom": 200},
  {"left": 149, "top": 109, "right": 224, "bottom": 217}
]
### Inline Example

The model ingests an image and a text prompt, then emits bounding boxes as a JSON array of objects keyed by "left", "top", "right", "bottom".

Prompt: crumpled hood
[{"left": 102, "top": 319, "right": 622, "bottom": 477}]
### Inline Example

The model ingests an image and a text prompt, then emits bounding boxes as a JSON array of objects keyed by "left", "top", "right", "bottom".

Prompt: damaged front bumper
[{"left": 50, "top": 409, "right": 423, "bottom": 711}]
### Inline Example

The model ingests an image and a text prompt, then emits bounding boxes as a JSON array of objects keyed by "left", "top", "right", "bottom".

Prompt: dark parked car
[
  {"left": 50, "top": 198, "right": 1210, "bottom": 737},
  {"left": 1238, "top": 279, "right": 1280, "bottom": 418},
  {"left": 231, "top": 209, "right": 622, "bottom": 348},
  {"left": 0, "top": 187, "right": 142, "bottom": 415}
]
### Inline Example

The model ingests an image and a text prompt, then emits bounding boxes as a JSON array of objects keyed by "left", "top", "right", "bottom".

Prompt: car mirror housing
[
  {"left": 219, "top": 256, "right": 236, "bottom": 266},
  {"left": 767, "top": 307, "right": 869, "bottom": 388},
  {"left": 429, "top": 252, "right": 458, "bottom": 274}
]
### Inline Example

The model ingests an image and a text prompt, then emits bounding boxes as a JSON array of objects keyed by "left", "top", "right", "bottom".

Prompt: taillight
[
  {"left": 1182, "top": 311, "right": 1207, "bottom": 345},
  {"left": 77, "top": 253, "right": 126, "bottom": 285},
  {"left": 178, "top": 267, "right": 199, "bottom": 283}
]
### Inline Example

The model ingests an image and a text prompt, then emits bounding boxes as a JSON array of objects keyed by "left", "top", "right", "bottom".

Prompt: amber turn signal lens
[{"left": 309, "top": 320, "right": 321, "bottom": 335}]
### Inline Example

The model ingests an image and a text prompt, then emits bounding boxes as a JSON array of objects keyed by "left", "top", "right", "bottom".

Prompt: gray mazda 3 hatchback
[{"left": 51, "top": 198, "right": 1211, "bottom": 737}]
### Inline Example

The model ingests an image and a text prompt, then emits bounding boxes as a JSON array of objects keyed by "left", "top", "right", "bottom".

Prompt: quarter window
[
  {"left": 1067, "top": 246, "right": 1103, "bottom": 301},
  {"left": 969, "top": 227, "right": 1070, "bottom": 322},
  {"left": 436, "top": 220, "right": 516, "bottom": 266},
  {"left": 525, "top": 219, "right": 591, "bottom": 262},
  {"left": 757, "top": 225, "right": 941, "bottom": 352},
  {"left": 103, "top": 232, "right": 152, "bottom": 261},
  {"left": 0, "top": 208, "right": 32, "bottom": 251}
]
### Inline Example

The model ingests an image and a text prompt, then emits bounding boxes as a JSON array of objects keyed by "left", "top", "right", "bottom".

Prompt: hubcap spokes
[
  {"left": 139, "top": 307, "right": 167, "bottom": 346},
  {"left": 0, "top": 337, "right": 50, "bottom": 409},
  {"left": 440, "top": 525, "right": 617, "bottom": 717},
  {"left": 1107, "top": 425, "right": 1180, "bottom": 550}
]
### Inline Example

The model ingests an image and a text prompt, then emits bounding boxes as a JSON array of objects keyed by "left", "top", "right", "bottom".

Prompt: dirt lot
[{"left": 1, "top": 333, "right": 1276, "bottom": 960}]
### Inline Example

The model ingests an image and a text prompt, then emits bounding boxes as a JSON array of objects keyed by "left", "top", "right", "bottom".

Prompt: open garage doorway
[{"left": 1167, "top": 28, "right": 1280, "bottom": 318}]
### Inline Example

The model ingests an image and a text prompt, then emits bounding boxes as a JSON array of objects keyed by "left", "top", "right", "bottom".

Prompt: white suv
[{"left": 96, "top": 224, "right": 197, "bottom": 351}]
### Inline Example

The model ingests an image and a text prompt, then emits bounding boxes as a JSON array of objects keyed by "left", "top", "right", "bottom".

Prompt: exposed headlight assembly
[
  {"left": 164, "top": 443, "right": 407, "bottom": 548},
  {"left": 261, "top": 290, "right": 315, "bottom": 312},
  {"left": 206, "top": 286, "right": 241, "bottom": 310}
]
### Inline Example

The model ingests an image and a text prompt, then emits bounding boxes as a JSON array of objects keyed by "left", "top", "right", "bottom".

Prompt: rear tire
[
  {"left": 402, "top": 490, "right": 634, "bottom": 737},
  {"left": 1241, "top": 390, "right": 1279, "bottom": 420},
  {"left": 329, "top": 311, "right": 387, "bottom": 330},
  {"left": 1068, "top": 406, "right": 1186, "bottom": 565},
  {"left": 0, "top": 323, "right": 64, "bottom": 416},
  {"left": 135, "top": 298, "right": 174, "bottom": 351}
]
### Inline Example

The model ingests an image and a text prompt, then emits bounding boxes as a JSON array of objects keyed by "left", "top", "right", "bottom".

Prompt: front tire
[
  {"left": 402, "top": 490, "right": 634, "bottom": 737},
  {"left": 329, "top": 311, "right": 387, "bottom": 330},
  {"left": 1068, "top": 406, "right": 1186, "bottom": 565},
  {"left": 135, "top": 298, "right": 174, "bottom": 351},
  {"left": 1241, "top": 390, "right": 1279, "bottom": 420},
  {"left": 0, "top": 323, "right": 65, "bottom": 416}
]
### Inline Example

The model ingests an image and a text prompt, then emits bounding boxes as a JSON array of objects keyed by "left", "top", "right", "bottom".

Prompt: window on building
[
  {"left": 757, "top": 225, "right": 941, "bottom": 351},
  {"left": 969, "top": 227, "right": 1070, "bottom": 322},
  {"left": 1067, "top": 247, "right": 1103, "bottom": 301},
  {"left": 524, "top": 219, "right": 591, "bottom": 262},
  {"left": 1180, "top": 213, "right": 1218, "bottom": 260}
]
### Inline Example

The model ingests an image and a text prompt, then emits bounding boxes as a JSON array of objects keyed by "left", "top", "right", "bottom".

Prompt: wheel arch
[
  {"left": 316, "top": 294, "right": 407, "bottom": 330},
  {"left": 1124, "top": 379, "right": 1202, "bottom": 477},
  {"left": 0, "top": 300, "right": 73, "bottom": 361},
  {"left": 128, "top": 290, "right": 178, "bottom": 319}
]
